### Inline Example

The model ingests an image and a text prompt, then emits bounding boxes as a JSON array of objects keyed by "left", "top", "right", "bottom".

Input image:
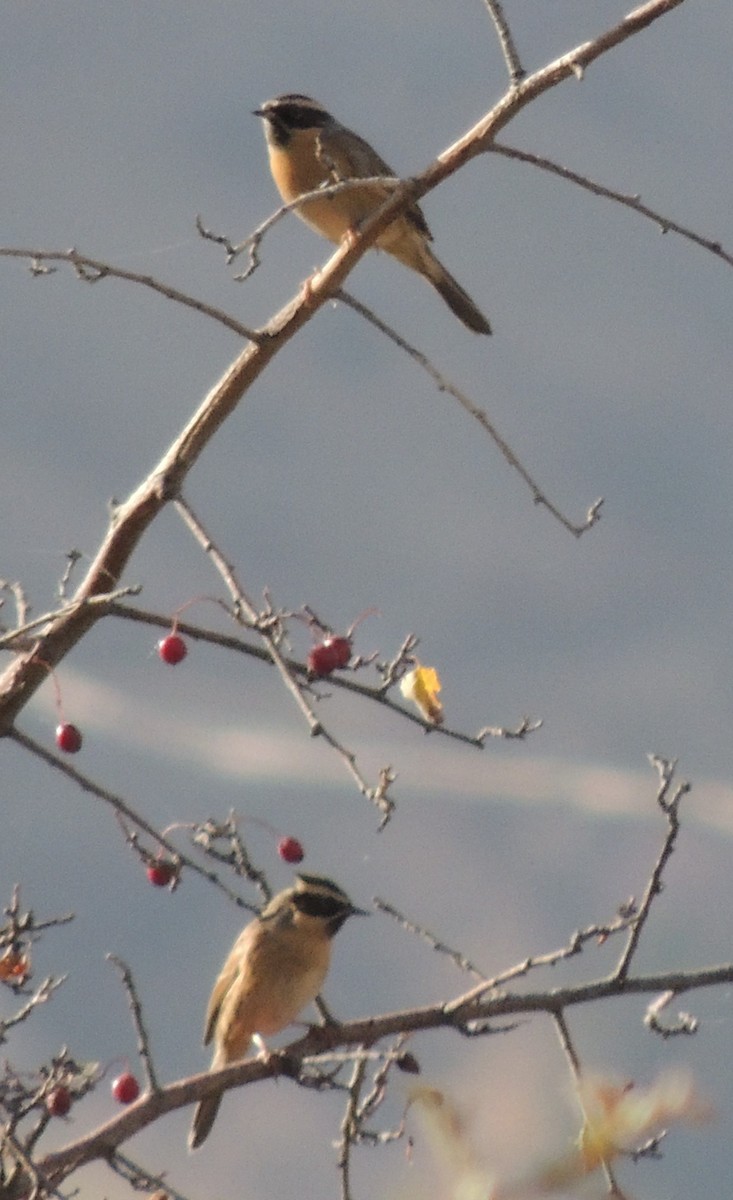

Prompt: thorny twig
[
  {"left": 57, "top": 550, "right": 83, "bottom": 602},
  {"left": 441, "top": 904, "right": 638, "bottom": 1016},
  {"left": 335, "top": 1042, "right": 412, "bottom": 1199},
  {"left": 2, "top": 886, "right": 75, "bottom": 953}
]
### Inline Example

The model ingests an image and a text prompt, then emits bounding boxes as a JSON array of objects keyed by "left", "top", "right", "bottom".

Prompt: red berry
[
  {"left": 307, "top": 636, "right": 351, "bottom": 677},
  {"left": 112, "top": 1072, "right": 140, "bottom": 1104},
  {"left": 146, "top": 859, "right": 175, "bottom": 887},
  {"left": 46, "top": 1085, "right": 72, "bottom": 1117},
  {"left": 157, "top": 633, "right": 187, "bottom": 665},
  {"left": 55, "top": 722, "right": 82, "bottom": 753},
  {"left": 278, "top": 836, "right": 304, "bottom": 864}
]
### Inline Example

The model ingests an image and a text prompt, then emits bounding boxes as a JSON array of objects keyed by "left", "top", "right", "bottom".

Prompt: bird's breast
[{"left": 268, "top": 134, "right": 396, "bottom": 246}]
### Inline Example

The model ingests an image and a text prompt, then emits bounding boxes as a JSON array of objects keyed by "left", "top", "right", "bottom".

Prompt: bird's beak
[
  {"left": 252, "top": 107, "right": 265, "bottom": 118},
  {"left": 350, "top": 904, "right": 371, "bottom": 918}
]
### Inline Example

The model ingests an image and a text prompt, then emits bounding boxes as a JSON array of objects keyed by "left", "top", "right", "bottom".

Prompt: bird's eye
[
  {"left": 279, "top": 104, "right": 328, "bottom": 130},
  {"left": 293, "top": 893, "right": 347, "bottom": 919}
]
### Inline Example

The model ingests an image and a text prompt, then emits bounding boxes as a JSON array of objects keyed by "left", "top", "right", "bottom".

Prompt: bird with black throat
[
  {"left": 188, "top": 873, "right": 368, "bottom": 1150},
  {"left": 253, "top": 93, "right": 492, "bottom": 335}
]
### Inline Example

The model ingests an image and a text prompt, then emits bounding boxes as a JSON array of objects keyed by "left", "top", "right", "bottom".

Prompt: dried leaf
[{"left": 400, "top": 664, "right": 444, "bottom": 724}]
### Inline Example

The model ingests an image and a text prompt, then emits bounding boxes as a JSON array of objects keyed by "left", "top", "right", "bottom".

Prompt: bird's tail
[
  {"left": 384, "top": 230, "right": 491, "bottom": 334},
  {"left": 188, "top": 1090, "right": 223, "bottom": 1151},
  {"left": 421, "top": 249, "right": 492, "bottom": 335}
]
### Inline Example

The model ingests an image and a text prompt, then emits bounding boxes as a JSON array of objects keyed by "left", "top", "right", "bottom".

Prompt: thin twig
[
  {"left": 108, "top": 1150, "right": 194, "bottom": 1200},
  {"left": 614, "top": 755, "right": 688, "bottom": 980},
  {"left": 199, "top": 175, "right": 400, "bottom": 281},
  {"left": 6, "top": 728, "right": 252, "bottom": 910},
  {"left": 443, "top": 909, "right": 636, "bottom": 1015},
  {"left": 0, "top": 585, "right": 142, "bottom": 651},
  {"left": 191, "top": 812, "right": 272, "bottom": 905},
  {"left": 644, "top": 989, "right": 698, "bottom": 1038},
  {"left": 107, "top": 955, "right": 159, "bottom": 1092},
  {"left": 35, "top": 959, "right": 733, "bottom": 1190},
  {"left": 375, "top": 898, "right": 487, "bottom": 980},
  {"left": 174, "top": 495, "right": 398, "bottom": 825},
  {"left": 482, "top": 0, "right": 525, "bottom": 83},
  {"left": 553, "top": 1011, "right": 629, "bottom": 1199},
  {"left": 337, "top": 1054, "right": 368, "bottom": 1200},
  {"left": 1, "top": 885, "right": 75, "bottom": 945},
  {"left": 336, "top": 289, "right": 603, "bottom": 538},
  {"left": 553, "top": 1008, "right": 581, "bottom": 1077},
  {"left": 108, "top": 600, "right": 543, "bottom": 751},
  {"left": 0, "top": 580, "right": 30, "bottom": 632},
  {"left": 492, "top": 143, "right": 733, "bottom": 269},
  {"left": 0, "top": 246, "right": 261, "bottom": 340},
  {"left": 0, "top": 976, "right": 68, "bottom": 1041}
]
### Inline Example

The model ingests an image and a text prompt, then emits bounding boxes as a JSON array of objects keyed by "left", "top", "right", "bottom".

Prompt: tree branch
[{"left": 36, "top": 958, "right": 733, "bottom": 1188}]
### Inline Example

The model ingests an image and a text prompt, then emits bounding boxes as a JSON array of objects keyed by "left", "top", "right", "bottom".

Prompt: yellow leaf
[{"left": 400, "top": 664, "right": 444, "bottom": 724}]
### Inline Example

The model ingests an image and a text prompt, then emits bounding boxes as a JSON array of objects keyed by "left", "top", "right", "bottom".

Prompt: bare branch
[
  {"left": 0, "top": 246, "right": 260, "bottom": 340},
  {"left": 6, "top": 729, "right": 253, "bottom": 911},
  {"left": 191, "top": 813, "right": 271, "bottom": 906},
  {"left": 337, "top": 290, "right": 603, "bottom": 537},
  {"left": 614, "top": 755, "right": 688, "bottom": 980},
  {"left": 336, "top": 1054, "right": 368, "bottom": 1200},
  {"left": 108, "top": 602, "right": 538, "bottom": 752},
  {"left": 492, "top": 142, "right": 733, "bottom": 269},
  {"left": 34, "top": 958, "right": 733, "bottom": 1189},
  {"left": 174, "top": 495, "right": 397, "bottom": 824},
  {"left": 0, "top": 585, "right": 141, "bottom": 651},
  {"left": 554, "top": 1011, "right": 628, "bottom": 1199},
  {"left": 199, "top": 175, "right": 400, "bottom": 281},
  {"left": 444, "top": 908, "right": 636, "bottom": 1015},
  {"left": 107, "top": 955, "right": 159, "bottom": 1092},
  {"left": 374, "top": 898, "right": 487, "bottom": 980},
  {"left": 644, "top": 989, "right": 698, "bottom": 1038},
  {"left": 0, "top": 976, "right": 68, "bottom": 1043},
  {"left": 1, "top": 0, "right": 684, "bottom": 736},
  {"left": 481, "top": 0, "right": 525, "bottom": 83},
  {"left": 107, "top": 1151, "right": 194, "bottom": 1200}
]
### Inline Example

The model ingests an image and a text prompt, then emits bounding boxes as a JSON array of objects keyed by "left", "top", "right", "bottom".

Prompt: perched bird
[
  {"left": 188, "top": 873, "right": 367, "bottom": 1150},
  {"left": 253, "top": 93, "right": 491, "bottom": 334}
]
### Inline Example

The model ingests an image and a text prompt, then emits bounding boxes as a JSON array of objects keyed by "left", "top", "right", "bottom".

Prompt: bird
[
  {"left": 188, "top": 873, "right": 367, "bottom": 1150},
  {"left": 253, "top": 93, "right": 492, "bottom": 335}
]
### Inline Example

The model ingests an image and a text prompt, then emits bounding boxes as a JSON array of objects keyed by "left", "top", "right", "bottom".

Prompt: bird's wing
[
  {"left": 202, "top": 926, "right": 253, "bottom": 1046},
  {"left": 318, "top": 126, "right": 432, "bottom": 241}
]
